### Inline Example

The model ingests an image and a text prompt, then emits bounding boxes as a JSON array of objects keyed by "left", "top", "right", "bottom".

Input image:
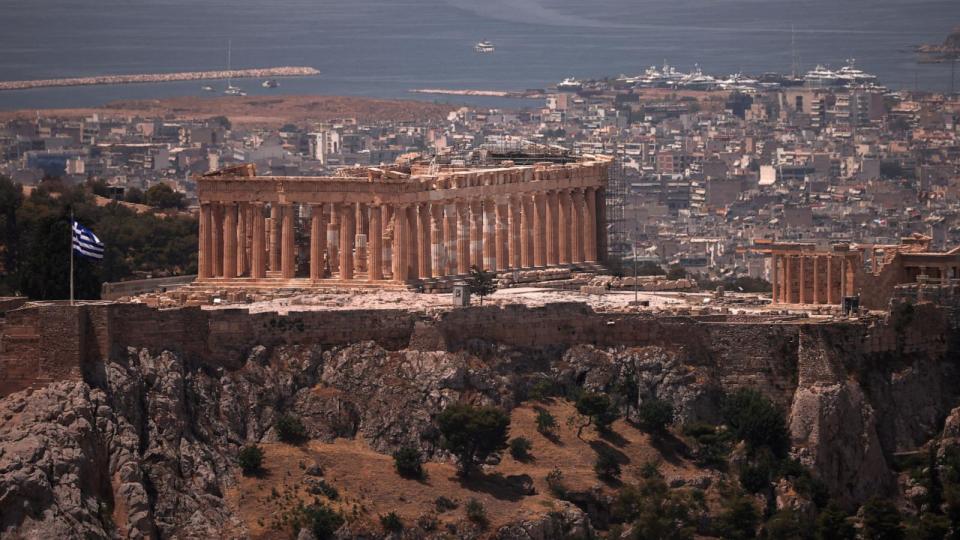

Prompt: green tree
[
  {"left": 436, "top": 403, "right": 510, "bottom": 477},
  {"left": 861, "top": 498, "right": 904, "bottom": 540},
  {"left": 379, "top": 512, "right": 403, "bottom": 533},
  {"left": 275, "top": 414, "right": 308, "bottom": 444},
  {"left": 0, "top": 176, "right": 23, "bottom": 293},
  {"left": 715, "top": 495, "right": 759, "bottom": 539},
  {"left": 124, "top": 186, "right": 144, "bottom": 204},
  {"left": 392, "top": 446, "right": 424, "bottom": 479},
  {"left": 237, "top": 445, "right": 264, "bottom": 476},
  {"left": 638, "top": 398, "right": 675, "bottom": 437},
  {"left": 509, "top": 437, "right": 533, "bottom": 461},
  {"left": 536, "top": 408, "right": 558, "bottom": 437},
  {"left": 722, "top": 389, "right": 791, "bottom": 458},
  {"left": 293, "top": 503, "right": 344, "bottom": 540},
  {"left": 814, "top": 502, "right": 855, "bottom": 540},
  {"left": 467, "top": 264, "right": 497, "bottom": 305},
  {"left": 574, "top": 391, "right": 619, "bottom": 437},
  {"left": 143, "top": 183, "right": 186, "bottom": 209},
  {"left": 763, "top": 509, "right": 811, "bottom": 539},
  {"left": 595, "top": 447, "right": 622, "bottom": 481},
  {"left": 612, "top": 476, "right": 702, "bottom": 540}
]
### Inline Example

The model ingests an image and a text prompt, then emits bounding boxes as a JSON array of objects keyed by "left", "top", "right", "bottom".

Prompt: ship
[
  {"left": 836, "top": 59, "right": 878, "bottom": 85},
  {"left": 261, "top": 79, "right": 279, "bottom": 88},
  {"left": 804, "top": 65, "right": 841, "bottom": 87},
  {"left": 222, "top": 39, "right": 246, "bottom": 96},
  {"left": 201, "top": 85, "right": 214, "bottom": 92},
  {"left": 557, "top": 77, "right": 583, "bottom": 91},
  {"left": 474, "top": 41, "right": 495, "bottom": 53}
]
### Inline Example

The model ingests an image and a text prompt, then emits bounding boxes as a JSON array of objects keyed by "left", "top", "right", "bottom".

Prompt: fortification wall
[{"left": 0, "top": 301, "right": 952, "bottom": 400}]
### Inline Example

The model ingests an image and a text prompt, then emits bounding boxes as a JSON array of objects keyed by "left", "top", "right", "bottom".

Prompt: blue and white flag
[{"left": 72, "top": 220, "right": 104, "bottom": 260}]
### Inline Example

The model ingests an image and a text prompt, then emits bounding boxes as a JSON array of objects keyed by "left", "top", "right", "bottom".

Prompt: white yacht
[
  {"left": 261, "top": 79, "right": 279, "bottom": 88},
  {"left": 679, "top": 65, "right": 718, "bottom": 90},
  {"left": 557, "top": 77, "right": 583, "bottom": 91},
  {"left": 222, "top": 39, "right": 245, "bottom": 96},
  {"left": 201, "top": 85, "right": 214, "bottom": 92},
  {"left": 474, "top": 41, "right": 495, "bottom": 53},
  {"left": 804, "top": 65, "right": 841, "bottom": 87},
  {"left": 836, "top": 59, "right": 878, "bottom": 85}
]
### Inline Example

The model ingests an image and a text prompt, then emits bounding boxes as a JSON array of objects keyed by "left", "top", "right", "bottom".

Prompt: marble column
[
  {"left": 457, "top": 201, "right": 471, "bottom": 274},
  {"left": 268, "top": 205, "right": 280, "bottom": 273},
  {"left": 508, "top": 196, "right": 521, "bottom": 269},
  {"left": 431, "top": 204, "right": 445, "bottom": 278},
  {"left": 310, "top": 204, "right": 326, "bottom": 281},
  {"left": 470, "top": 201, "right": 483, "bottom": 272},
  {"left": 199, "top": 203, "right": 213, "bottom": 279},
  {"left": 799, "top": 255, "right": 807, "bottom": 304},
  {"left": 369, "top": 205, "right": 383, "bottom": 281},
  {"left": 393, "top": 205, "right": 408, "bottom": 282},
  {"left": 406, "top": 205, "right": 419, "bottom": 280},
  {"left": 339, "top": 203, "right": 354, "bottom": 280},
  {"left": 251, "top": 204, "right": 266, "bottom": 279},
  {"left": 280, "top": 204, "right": 295, "bottom": 279},
  {"left": 419, "top": 203, "right": 432, "bottom": 279},
  {"left": 236, "top": 203, "right": 248, "bottom": 276},
  {"left": 212, "top": 204, "right": 224, "bottom": 277},
  {"left": 596, "top": 186, "right": 607, "bottom": 262},
  {"left": 558, "top": 190, "right": 572, "bottom": 264},
  {"left": 785, "top": 256, "right": 794, "bottom": 303},
  {"left": 826, "top": 256, "right": 835, "bottom": 304},
  {"left": 572, "top": 190, "right": 585, "bottom": 263},
  {"left": 444, "top": 203, "right": 458, "bottom": 275},
  {"left": 382, "top": 206, "right": 394, "bottom": 280},
  {"left": 482, "top": 200, "right": 496, "bottom": 271},
  {"left": 327, "top": 206, "right": 340, "bottom": 274},
  {"left": 520, "top": 195, "right": 533, "bottom": 268},
  {"left": 546, "top": 190, "right": 559, "bottom": 266},
  {"left": 585, "top": 188, "right": 597, "bottom": 262},
  {"left": 533, "top": 192, "right": 547, "bottom": 267},
  {"left": 223, "top": 203, "right": 238, "bottom": 279},
  {"left": 812, "top": 256, "right": 821, "bottom": 304},
  {"left": 770, "top": 255, "right": 779, "bottom": 303},
  {"left": 495, "top": 201, "right": 508, "bottom": 271}
]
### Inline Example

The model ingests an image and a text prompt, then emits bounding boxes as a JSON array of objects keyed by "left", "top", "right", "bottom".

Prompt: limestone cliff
[{"left": 0, "top": 302, "right": 957, "bottom": 538}]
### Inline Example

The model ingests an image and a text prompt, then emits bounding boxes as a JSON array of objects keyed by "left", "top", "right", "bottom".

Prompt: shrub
[
  {"left": 509, "top": 437, "right": 533, "bottom": 461},
  {"left": 721, "top": 389, "right": 790, "bottom": 457},
  {"left": 714, "top": 495, "right": 759, "bottom": 540},
  {"left": 530, "top": 379, "right": 559, "bottom": 401},
  {"left": 640, "top": 460, "right": 662, "bottom": 479},
  {"left": 237, "top": 445, "right": 264, "bottom": 476},
  {"left": 310, "top": 479, "right": 339, "bottom": 500},
  {"left": 465, "top": 498, "right": 488, "bottom": 528},
  {"left": 535, "top": 408, "right": 558, "bottom": 436},
  {"left": 739, "top": 462, "right": 773, "bottom": 494},
  {"left": 612, "top": 476, "right": 702, "bottom": 539},
  {"left": 595, "top": 447, "right": 622, "bottom": 481},
  {"left": 435, "top": 496, "right": 459, "bottom": 513},
  {"left": 814, "top": 502, "right": 855, "bottom": 540},
  {"left": 638, "top": 398, "right": 675, "bottom": 436},
  {"left": 861, "top": 498, "right": 904, "bottom": 540},
  {"left": 683, "top": 422, "right": 732, "bottom": 469},
  {"left": 763, "top": 509, "right": 809, "bottom": 539},
  {"left": 275, "top": 414, "right": 308, "bottom": 444},
  {"left": 393, "top": 446, "right": 424, "bottom": 479},
  {"left": 417, "top": 513, "right": 438, "bottom": 531},
  {"left": 294, "top": 503, "right": 344, "bottom": 540},
  {"left": 546, "top": 467, "right": 567, "bottom": 497},
  {"left": 436, "top": 404, "right": 510, "bottom": 477},
  {"left": 380, "top": 512, "right": 404, "bottom": 533}
]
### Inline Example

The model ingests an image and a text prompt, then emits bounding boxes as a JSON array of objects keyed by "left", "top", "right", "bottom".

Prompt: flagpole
[{"left": 70, "top": 209, "right": 74, "bottom": 306}]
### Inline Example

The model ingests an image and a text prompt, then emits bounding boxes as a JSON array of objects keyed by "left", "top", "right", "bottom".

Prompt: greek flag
[{"left": 72, "top": 220, "right": 104, "bottom": 260}]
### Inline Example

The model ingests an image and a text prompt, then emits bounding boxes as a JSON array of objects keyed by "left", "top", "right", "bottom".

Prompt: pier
[{"left": 0, "top": 67, "right": 320, "bottom": 91}]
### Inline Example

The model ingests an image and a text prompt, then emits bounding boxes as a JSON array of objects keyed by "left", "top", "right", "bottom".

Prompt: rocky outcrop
[{"left": 1, "top": 307, "right": 959, "bottom": 537}]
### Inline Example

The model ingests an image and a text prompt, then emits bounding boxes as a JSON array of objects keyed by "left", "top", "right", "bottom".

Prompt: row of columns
[
  {"left": 770, "top": 253, "right": 855, "bottom": 305},
  {"left": 199, "top": 187, "right": 603, "bottom": 284}
]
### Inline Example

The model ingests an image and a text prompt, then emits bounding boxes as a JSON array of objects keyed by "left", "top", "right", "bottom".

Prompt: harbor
[{"left": 0, "top": 67, "right": 320, "bottom": 92}]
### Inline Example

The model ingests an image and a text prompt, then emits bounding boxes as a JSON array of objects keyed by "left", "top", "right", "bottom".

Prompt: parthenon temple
[
  {"left": 756, "top": 234, "right": 960, "bottom": 310},
  {"left": 194, "top": 157, "right": 610, "bottom": 288}
]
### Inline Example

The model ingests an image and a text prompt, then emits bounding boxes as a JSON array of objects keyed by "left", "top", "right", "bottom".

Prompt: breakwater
[{"left": 0, "top": 67, "right": 320, "bottom": 91}]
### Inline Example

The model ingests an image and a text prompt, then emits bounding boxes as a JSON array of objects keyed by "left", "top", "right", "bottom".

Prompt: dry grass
[{"left": 226, "top": 399, "right": 706, "bottom": 538}]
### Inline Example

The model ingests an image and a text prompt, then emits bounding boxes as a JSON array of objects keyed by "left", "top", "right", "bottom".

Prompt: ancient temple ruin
[{"left": 195, "top": 157, "right": 610, "bottom": 288}]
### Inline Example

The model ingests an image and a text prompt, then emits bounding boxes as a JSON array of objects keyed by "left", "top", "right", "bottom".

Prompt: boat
[
  {"left": 678, "top": 65, "right": 718, "bottom": 90},
  {"left": 222, "top": 39, "right": 245, "bottom": 96},
  {"left": 261, "top": 79, "right": 279, "bottom": 88},
  {"left": 836, "top": 59, "right": 878, "bottom": 85},
  {"left": 474, "top": 41, "right": 495, "bottom": 53},
  {"left": 804, "top": 65, "right": 841, "bottom": 87},
  {"left": 201, "top": 85, "right": 214, "bottom": 92},
  {"left": 557, "top": 77, "right": 583, "bottom": 91}
]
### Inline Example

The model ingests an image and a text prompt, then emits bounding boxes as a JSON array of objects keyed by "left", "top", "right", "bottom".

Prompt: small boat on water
[
  {"left": 201, "top": 84, "right": 214, "bottom": 92},
  {"left": 261, "top": 79, "right": 279, "bottom": 88},
  {"left": 474, "top": 41, "right": 495, "bottom": 53},
  {"left": 224, "top": 85, "right": 246, "bottom": 96},
  {"left": 557, "top": 77, "right": 583, "bottom": 91}
]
